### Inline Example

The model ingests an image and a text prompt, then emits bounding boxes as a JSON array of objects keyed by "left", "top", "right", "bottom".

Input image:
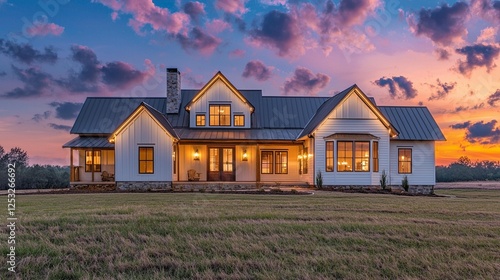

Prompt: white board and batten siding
[
  {"left": 115, "top": 110, "right": 174, "bottom": 182},
  {"left": 389, "top": 141, "right": 435, "bottom": 186},
  {"left": 313, "top": 92, "right": 391, "bottom": 186},
  {"left": 189, "top": 79, "right": 252, "bottom": 128}
]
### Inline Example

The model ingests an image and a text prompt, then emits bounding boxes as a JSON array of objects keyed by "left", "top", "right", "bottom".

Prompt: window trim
[
  {"left": 138, "top": 147, "right": 154, "bottom": 174},
  {"left": 209, "top": 104, "right": 231, "bottom": 126},
  {"left": 196, "top": 114, "right": 206, "bottom": 126},
  {"left": 85, "top": 150, "right": 101, "bottom": 172},
  {"left": 274, "top": 151, "right": 288, "bottom": 174},
  {"left": 233, "top": 114, "right": 245, "bottom": 127},
  {"left": 398, "top": 148, "right": 412, "bottom": 174},
  {"left": 325, "top": 141, "right": 334, "bottom": 172},
  {"left": 373, "top": 141, "right": 379, "bottom": 172},
  {"left": 261, "top": 151, "right": 273, "bottom": 174}
]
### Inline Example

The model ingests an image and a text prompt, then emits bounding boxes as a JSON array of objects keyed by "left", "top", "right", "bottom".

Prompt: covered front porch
[{"left": 63, "top": 136, "right": 116, "bottom": 187}]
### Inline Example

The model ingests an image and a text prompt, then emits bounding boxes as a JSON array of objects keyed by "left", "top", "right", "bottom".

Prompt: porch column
[
  {"left": 70, "top": 148, "right": 74, "bottom": 182},
  {"left": 256, "top": 144, "right": 260, "bottom": 184},
  {"left": 91, "top": 148, "right": 95, "bottom": 182}
]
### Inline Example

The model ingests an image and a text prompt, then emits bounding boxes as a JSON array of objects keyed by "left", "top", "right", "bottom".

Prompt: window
[
  {"left": 373, "top": 142, "right": 379, "bottom": 172},
  {"left": 234, "top": 115, "right": 245, "bottom": 126},
  {"left": 275, "top": 151, "right": 288, "bottom": 174},
  {"left": 196, "top": 114, "right": 205, "bottom": 126},
  {"left": 85, "top": 150, "right": 101, "bottom": 172},
  {"left": 337, "top": 142, "right": 353, "bottom": 172},
  {"left": 398, "top": 148, "right": 412, "bottom": 174},
  {"left": 355, "top": 142, "right": 370, "bottom": 172},
  {"left": 172, "top": 145, "right": 176, "bottom": 175},
  {"left": 261, "top": 151, "right": 273, "bottom": 174},
  {"left": 209, "top": 105, "right": 230, "bottom": 126},
  {"left": 139, "top": 147, "right": 154, "bottom": 174},
  {"left": 326, "top": 142, "right": 334, "bottom": 172},
  {"left": 303, "top": 147, "right": 308, "bottom": 174}
]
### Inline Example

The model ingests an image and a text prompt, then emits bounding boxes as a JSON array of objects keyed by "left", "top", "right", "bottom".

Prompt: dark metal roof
[
  {"left": 63, "top": 136, "right": 114, "bottom": 148},
  {"left": 175, "top": 128, "right": 302, "bottom": 140},
  {"left": 71, "top": 98, "right": 166, "bottom": 134},
  {"left": 379, "top": 106, "right": 446, "bottom": 141}
]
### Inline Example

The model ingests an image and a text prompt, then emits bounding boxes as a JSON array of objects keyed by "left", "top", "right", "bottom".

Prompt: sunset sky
[{"left": 0, "top": 0, "right": 499, "bottom": 166}]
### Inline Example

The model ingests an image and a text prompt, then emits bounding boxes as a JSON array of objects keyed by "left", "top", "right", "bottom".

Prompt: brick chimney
[{"left": 166, "top": 68, "right": 181, "bottom": 114}]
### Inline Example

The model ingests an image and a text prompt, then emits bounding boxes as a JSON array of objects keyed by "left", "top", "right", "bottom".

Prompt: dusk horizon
[{"left": 1, "top": 0, "right": 500, "bottom": 166}]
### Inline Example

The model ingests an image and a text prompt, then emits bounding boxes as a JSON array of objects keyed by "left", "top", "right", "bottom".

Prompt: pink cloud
[
  {"left": 229, "top": 49, "right": 245, "bottom": 57},
  {"left": 206, "top": 19, "right": 231, "bottom": 34},
  {"left": 215, "top": 0, "right": 247, "bottom": 15},
  {"left": 95, "top": 0, "right": 190, "bottom": 35},
  {"left": 26, "top": 23, "right": 64, "bottom": 37}
]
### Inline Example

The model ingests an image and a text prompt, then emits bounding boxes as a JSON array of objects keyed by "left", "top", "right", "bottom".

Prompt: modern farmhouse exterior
[{"left": 64, "top": 69, "right": 445, "bottom": 193}]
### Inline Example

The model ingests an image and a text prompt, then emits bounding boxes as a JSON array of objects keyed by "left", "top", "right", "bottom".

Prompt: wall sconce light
[
  {"left": 194, "top": 149, "right": 200, "bottom": 161},
  {"left": 242, "top": 149, "right": 248, "bottom": 161}
]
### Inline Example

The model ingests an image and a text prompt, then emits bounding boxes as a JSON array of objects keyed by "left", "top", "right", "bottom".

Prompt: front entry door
[{"left": 208, "top": 147, "right": 235, "bottom": 181}]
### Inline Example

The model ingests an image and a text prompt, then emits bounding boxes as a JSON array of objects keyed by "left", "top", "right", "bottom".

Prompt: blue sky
[{"left": 0, "top": 0, "right": 499, "bottom": 165}]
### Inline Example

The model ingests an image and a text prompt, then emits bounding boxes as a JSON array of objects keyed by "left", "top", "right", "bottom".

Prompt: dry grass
[{"left": 2, "top": 189, "right": 500, "bottom": 279}]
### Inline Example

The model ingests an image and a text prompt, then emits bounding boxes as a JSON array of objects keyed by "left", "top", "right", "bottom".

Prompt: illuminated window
[
  {"left": 398, "top": 148, "right": 412, "bottom": 174},
  {"left": 196, "top": 114, "right": 205, "bottom": 126},
  {"left": 337, "top": 142, "right": 353, "bottom": 172},
  {"left": 275, "top": 151, "right": 288, "bottom": 174},
  {"left": 209, "top": 105, "right": 231, "bottom": 126},
  {"left": 85, "top": 150, "right": 101, "bottom": 172},
  {"left": 234, "top": 115, "right": 245, "bottom": 126},
  {"left": 373, "top": 141, "right": 379, "bottom": 172},
  {"left": 261, "top": 151, "right": 273, "bottom": 174},
  {"left": 303, "top": 147, "right": 308, "bottom": 174},
  {"left": 355, "top": 142, "right": 370, "bottom": 172},
  {"left": 139, "top": 147, "right": 154, "bottom": 174},
  {"left": 326, "top": 141, "right": 334, "bottom": 172}
]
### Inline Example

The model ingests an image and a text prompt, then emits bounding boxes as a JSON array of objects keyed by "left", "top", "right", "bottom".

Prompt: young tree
[{"left": 7, "top": 147, "right": 29, "bottom": 167}]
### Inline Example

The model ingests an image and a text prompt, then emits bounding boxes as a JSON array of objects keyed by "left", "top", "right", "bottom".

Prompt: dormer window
[
  {"left": 234, "top": 115, "right": 245, "bottom": 127},
  {"left": 209, "top": 105, "right": 231, "bottom": 126},
  {"left": 196, "top": 114, "right": 206, "bottom": 126}
]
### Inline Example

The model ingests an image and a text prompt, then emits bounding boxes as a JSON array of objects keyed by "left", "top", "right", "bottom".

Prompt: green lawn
[{"left": 2, "top": 190, "right": 500, "bottom": 279}]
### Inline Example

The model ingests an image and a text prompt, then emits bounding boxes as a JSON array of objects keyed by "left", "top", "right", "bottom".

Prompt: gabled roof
[
  {"left": 297, "top": 85, "right": 398, "bottom": 139},
  {"left": 184, "top": 71, "right": 255, "bottom": 112},
  {"left": 108, "top": 102, "right": 178, "bottom": 143},
  {"left": 379, "top": 106, "right": 446, "bottom": 141}
]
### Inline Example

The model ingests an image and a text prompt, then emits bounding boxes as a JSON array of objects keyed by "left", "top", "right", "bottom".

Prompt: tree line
[
  {"left": 0, "top": 146, "right": 69, "bottom": 190},
  {"left": 436, "top": 156, "right": 500, "bottom": 182}
]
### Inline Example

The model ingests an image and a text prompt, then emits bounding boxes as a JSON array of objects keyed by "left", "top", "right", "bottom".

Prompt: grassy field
[{"left": 2, "top": 189, "right": 500, "bottom": 279}]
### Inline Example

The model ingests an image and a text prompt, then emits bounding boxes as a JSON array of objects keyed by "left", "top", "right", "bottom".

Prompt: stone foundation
[
  {"left": 117, "top": 181, "right": 172, "bottom": 191},
  {"left": 321, "top": 185, "right": 435, "bottom": 194}
]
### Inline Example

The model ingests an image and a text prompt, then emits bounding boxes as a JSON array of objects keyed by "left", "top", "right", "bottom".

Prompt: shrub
[
  {"left": 270, "top": 188, "right": 283, "bottom": 193},
  {"left": 401, "top": 176, "right": 409, "bottom": 192},
  {"left": 316, "top": 170, "right": 323, "bottom": 189},
  {"left": 380, "top": 170, "right": 388, "bottom": 190},
  {"left": 290, "top": 189, "right": 298, "bottom": 194}
]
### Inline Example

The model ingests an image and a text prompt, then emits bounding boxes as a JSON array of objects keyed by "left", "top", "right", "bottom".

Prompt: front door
[{"left": 208, "top": 147, "right": 235, "bottom": 181}]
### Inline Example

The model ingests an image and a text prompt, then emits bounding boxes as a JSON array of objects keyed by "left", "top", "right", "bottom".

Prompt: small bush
[
  {"left": 316, "top": 170, "right": 323, "bottom": 189},
  {"left": 199, "top": 188, "right": 206, "bottom": 193},
  {"left": 290, "top": 189, "right": 298, "bottom": 194},
  {"left": 401, "top": 176, "right": 409, "bottom": 192},
  {"left": 270, "top": 188, "right": 283, "bottom": 193},
  {"left": 380, "top": 170, "right": 388, "bottom": 190}
]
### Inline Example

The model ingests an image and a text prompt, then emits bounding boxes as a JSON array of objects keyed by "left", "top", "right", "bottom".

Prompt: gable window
[
  {"left": 196, "top": 114, "right": 206, "bottom": 126},
  {"left": 85, "top": 150, "right": 101, "bottom": 172},
  {"left": 139, "top": 147, "right": 154, "bottom": 174},
  {"left": 275, "top": 151, "right": 288, "bottom": 174},
  {"left": 326, "top": 141, "right": 334, "bottom": 172},
  {"left": 337, "top": 142, "right": 353, "bottom": 172},
  {"left": 373, "top": 141, "right": 379, "bottom": 172},
  {"left": 355, "top": 142, "right": 370, "bottom": 172},
  {"left": 209, "top": 105, "right": 231, "bottom": 126},
  {"left": 234, "top": 115, "right": 245, "bottom": 126},
  {"left": 261, "top": 151, "right": 273, "bottom": 174},
  {"left": 398, "top": 148, "right": 412, "bottom": 174}
]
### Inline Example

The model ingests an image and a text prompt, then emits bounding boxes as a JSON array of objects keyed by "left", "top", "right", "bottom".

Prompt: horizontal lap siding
[
  {"left": 389, "top": 141, "right": 435, "bottom": 185},
  {"left": 115, "top": 110, "right": 173, "bottom": 182},
  {"left": 314, "top": 93, "right": 390, "bottom": 186}
]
